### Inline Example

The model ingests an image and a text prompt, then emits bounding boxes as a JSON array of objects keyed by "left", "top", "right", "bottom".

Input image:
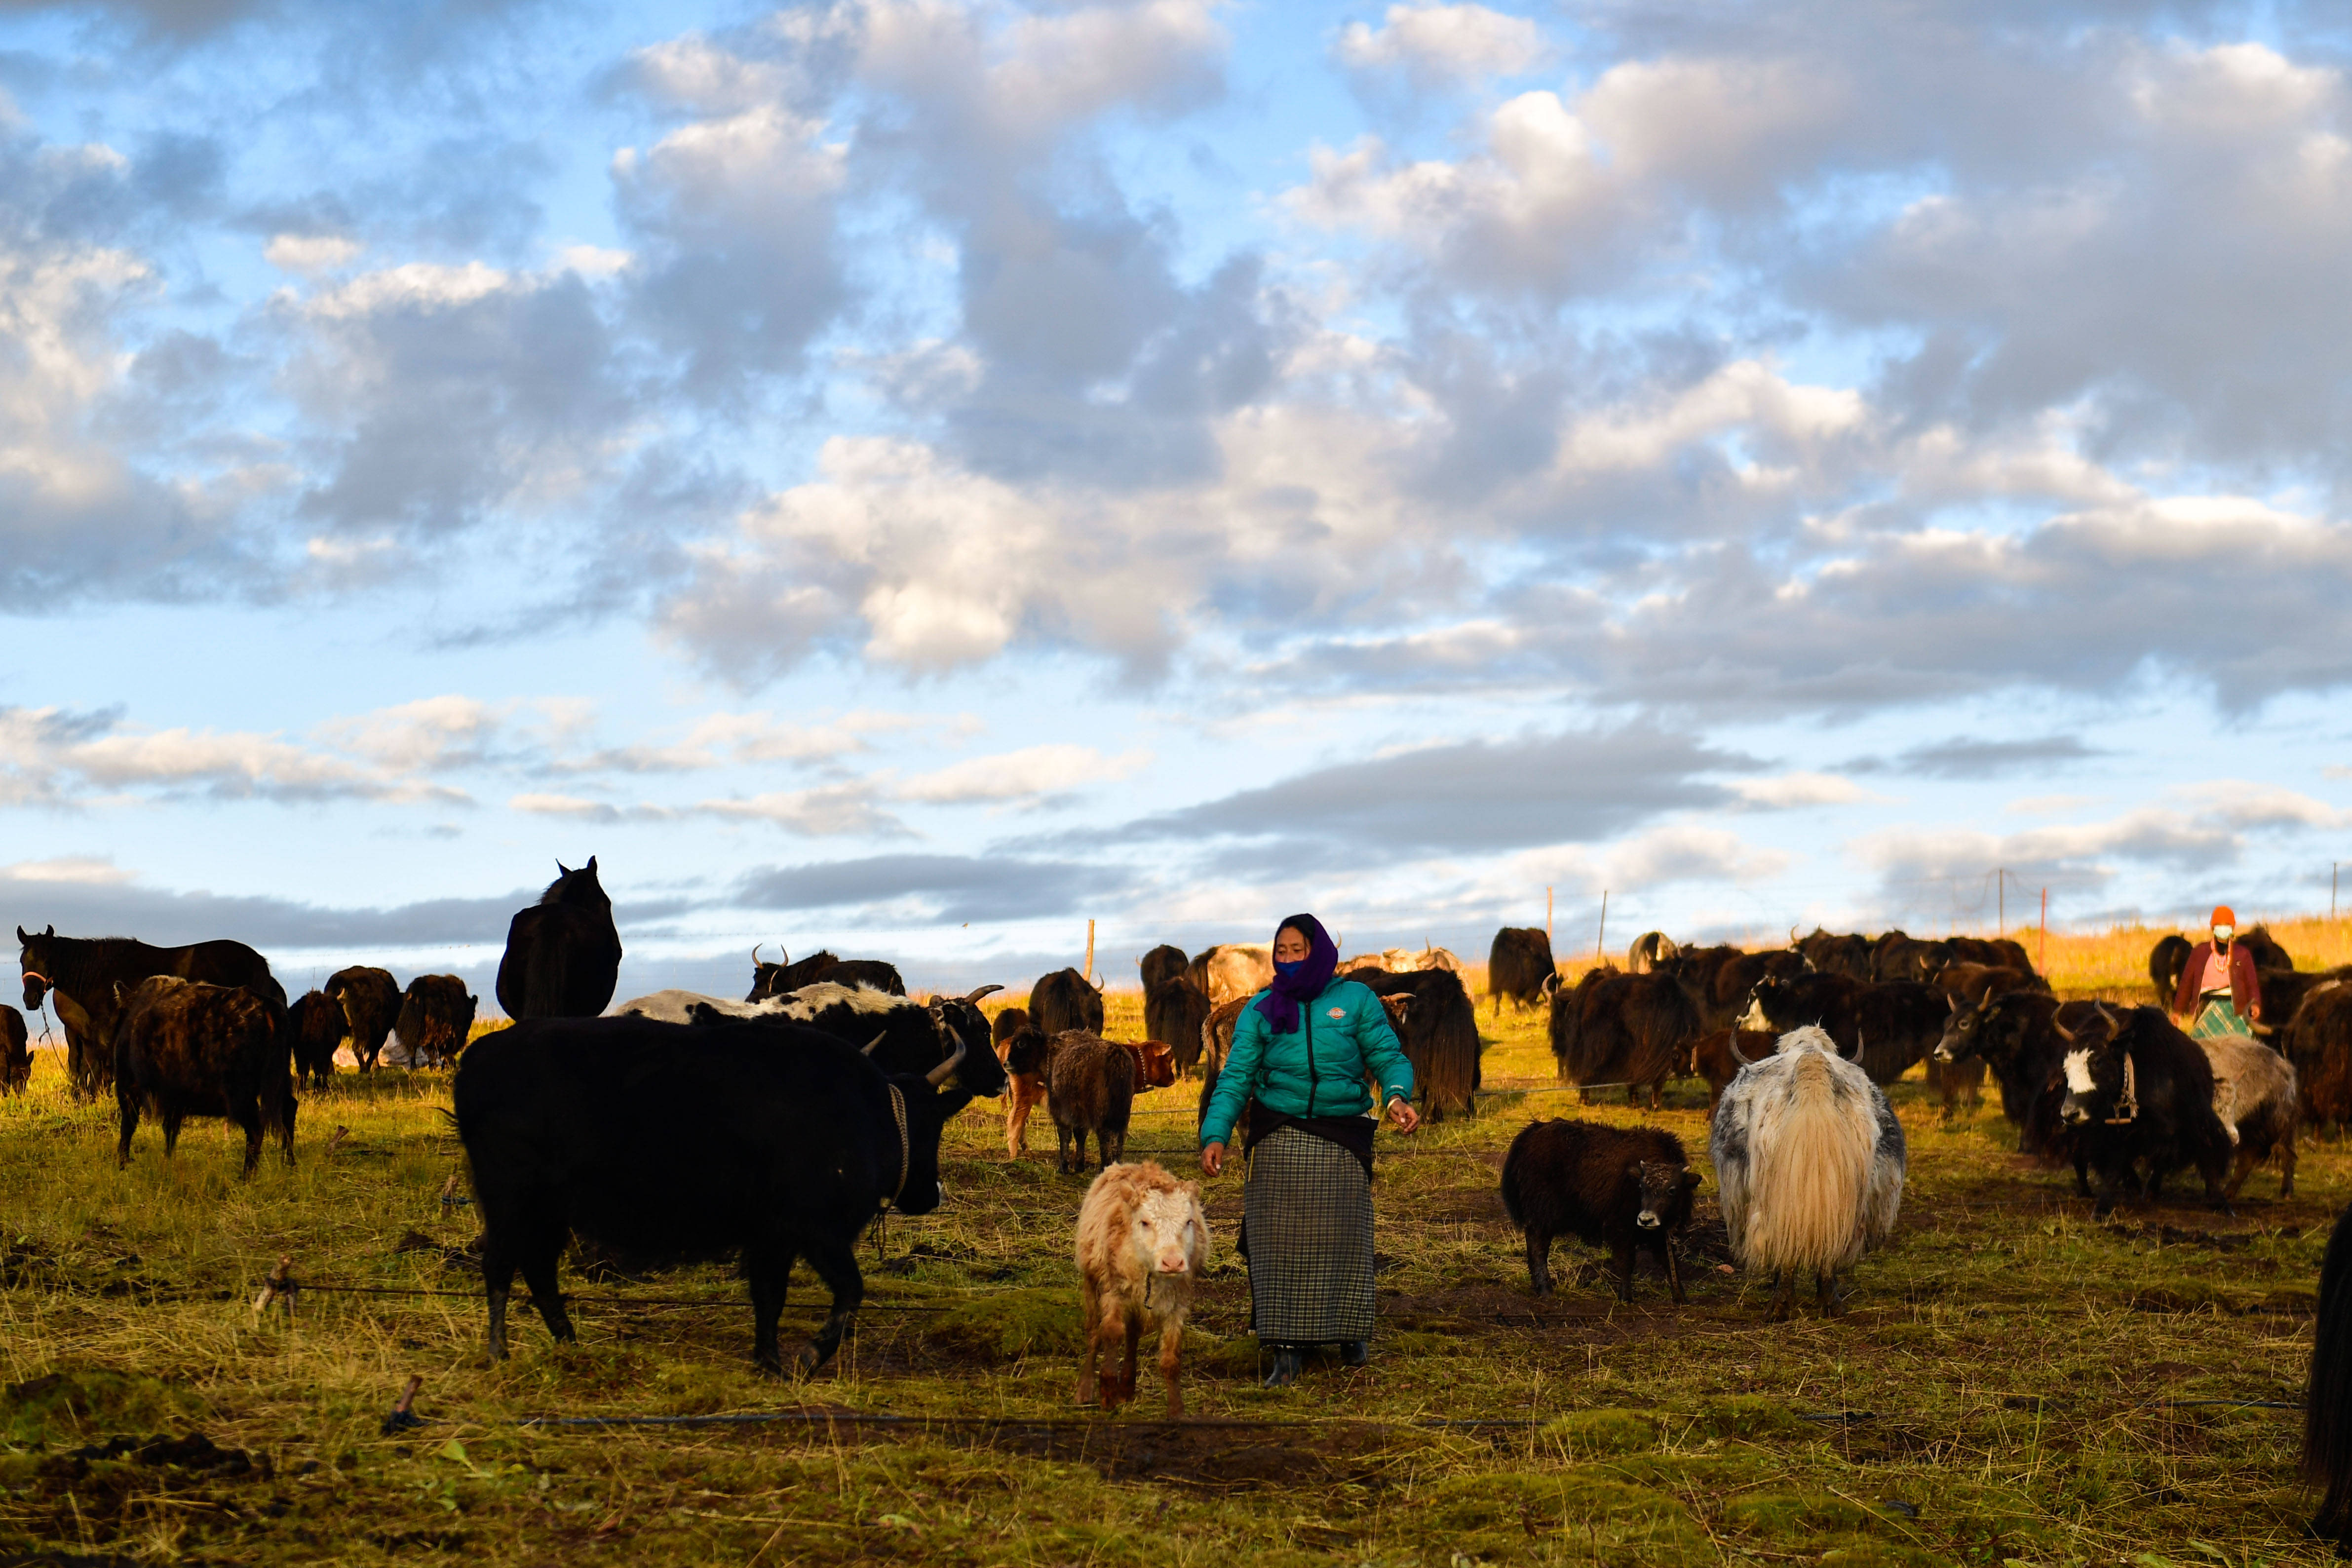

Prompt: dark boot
[
  {"left": 1262, "top": 1346, "right": 1303, "bottom": 1388},
  {"left": 1341, "top": 1339, "right": 1369, "bottom": 1368}
]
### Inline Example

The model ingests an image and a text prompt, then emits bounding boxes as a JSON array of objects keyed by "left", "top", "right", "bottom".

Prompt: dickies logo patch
[{"left": 1327, "top": 1007, "right": 1346, "bottom": 1018}]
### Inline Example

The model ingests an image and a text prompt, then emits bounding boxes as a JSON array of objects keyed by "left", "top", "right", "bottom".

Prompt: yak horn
[
  {"left": 2051, "top": 1013, "right": 2076, "bottom": 1042},
  {"left": 1728, "top": 1033, "right": 1755, "bottom": 1067},
  {"left": 926, "top": 1038, "right": 969, "bottom": 1087},
  {"left": 1846, "top": 1030, "right": 1862, "bottom": 1061},
  {"left": 862, "top": 1031, "right": 887, "bottom": 1056},
  {"left": 963, "top": 984, "right": 1004, "bottom": 1003}
]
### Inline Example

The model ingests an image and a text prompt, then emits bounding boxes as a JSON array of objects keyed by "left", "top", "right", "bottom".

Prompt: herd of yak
[{"left": 21, "top": 866, "right": 2352, "bottom": 1546}]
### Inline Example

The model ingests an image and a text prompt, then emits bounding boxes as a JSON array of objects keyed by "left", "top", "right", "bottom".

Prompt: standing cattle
[
  {"left": 324, "top": 966, "right": 401, "bottom": 1072},
  {"left": 1501, "top": 1120, "right": 1698, "bottom": 1303},
  {"left": 2194, "top": 1026, "right": 2298, "bottom": 1198},
  {"left": 2055, "top": 1006, "right": 2236, "bottom": 1217},
  {"left": 1030, "top": 968, "right": 1106, "bottom": 1038},
  {"left": 1932, "top": 963, "right": 2047, "bottom": 1005},
  {"left": 1074, "top": 1162, "right": 1210, "bottom": 1417},
  {"left": 1045, "top": 1032, "right": 1137, "bottom": 1174},
  {"left": 1933, "top": 993, "right": 2109, "bottom": 1150},
  {"left": 2289, "top": 982, "right": 2352, "bottom": 1129},
  {"left": 17, "top": 925, "right": 286, "bottom": 1099},
  {"left": 286, "top": 991, "right": 346, "bottom": 1088},
  {"left": 2306, "top": 1204, "right": 2352, "bottom": 1552},
  {"left": 745, "top": 949, "right": 907, "bottom": 1001},
  {"left": 1488, "top": 927, "right": 1557, "bottom": 1016},
  {"left": 760, "top": 983, "right": 1009, "bottom": 1100},
  {"left": 1141, "top": 946, "right": 1212, "bottom": 1074},
  {"left": 1190, "top": 945, "right": 1273, "bottom": 1007},
  {"left": 1691, "top": 1028, "right": 1778, "bottom": 1113},
  {"left": 1693, "top": 948, "right": 1810, "bottom": 1032},
  {"left": 1349, "top": 965, "right": 1482, "bottom": 1119},
  {"left": 1794, "top": 928, "right": 1875, "bottom": 980},
  {"left": 1546, "top": 967, "right": 1701, "bottom": 1110},
  {"left": 494, "top": 859, "right": 623, "bottom": 1020},
  {"left": 1625, "top": 932, "right": 1679, "bottom": 975},
  {"left": 392, "top": 976, "right": 479, "bottom": 1068},
  {"left": 112, "top": 976, "right": 294, "bottom": 1177},
  {"left": 454, "top": 1015, "right": 975, "bottom": 1372},
  {"left": 1738, "top": 972, "right": 1959, "bottom": 1098},
  {"left": 1710, "top": 1027, "right": 1906, "bottom": 1320},
  {"left": 0, "top": 1004, "right": 29, "bottom": 1094},
  {"left": 1001, "top": 1024, "right": 1053, "bottom": 1158}
]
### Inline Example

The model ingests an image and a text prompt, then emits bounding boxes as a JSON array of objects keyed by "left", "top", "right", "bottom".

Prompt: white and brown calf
[{"left": 1074, "top": 1161, "right": 1210, "bottom": 1417}]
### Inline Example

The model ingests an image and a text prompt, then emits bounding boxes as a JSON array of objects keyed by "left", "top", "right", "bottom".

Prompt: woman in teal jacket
[{"left": 1200, "top": 913, "right": 1418, "bottom": 1386}]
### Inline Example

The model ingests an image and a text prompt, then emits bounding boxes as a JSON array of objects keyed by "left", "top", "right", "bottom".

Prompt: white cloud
[
  {"left": 1733, "top": 772, "right": 1883, "bottom": 809},
  {"left": 897, "top": 744, "right": 1150, "bottom": 804},
  {"left": 0, "top": 855, "right": 131, "bottom": 885},
  {"left": 264, "top": 233, "right": 363, "bottom": 275},
  {"left": 1336, "top": 4, "right": 1546, "bottom": 85}
]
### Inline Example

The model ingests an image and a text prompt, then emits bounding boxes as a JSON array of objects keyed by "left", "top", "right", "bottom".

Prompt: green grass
[{"left": 0, "top": 991, "right": 2341, "bottom": 1565}]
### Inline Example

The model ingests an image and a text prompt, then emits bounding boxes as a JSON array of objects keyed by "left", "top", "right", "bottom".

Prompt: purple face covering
[{"left": 1253, "top": 912, "right": 1339, "bottom": 1034}]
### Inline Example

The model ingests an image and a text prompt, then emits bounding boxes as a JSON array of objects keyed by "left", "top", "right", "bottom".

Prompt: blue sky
[{"left": 5, "top": 0, "right": 2352, "bottom": 1006}]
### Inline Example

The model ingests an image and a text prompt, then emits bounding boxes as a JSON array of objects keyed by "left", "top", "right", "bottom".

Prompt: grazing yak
[
  {"left": 1030, "top": 968, "right": 1106, "bottom": 1038},
  {"left": 392, "top": 976, "right": 478, "bottom": 1068},
  {"left": 1189, "top": 944, "right": 1273, "bottom": 1007},
  {"left": 454, "top": 1015, "right": 977, "bottom": 1372},
  {"left": 2055, "top": 1006, "right": 2236, "bottom": 1217},
  {"left": 18, "top": 925, "right": 285, "bottom": 1100},
  {"left": 1074, "top": 1162, "right": 1210, "bottom": 1417},
  {"left": 1141, "top": 945, "right": 1212, "bottom": 1074},
  {"left": 1546, "top": 967, "right": 1701, "bottom": 1110},
  {"left": 324, "top": 966, "right": 401, "bottom": 1072},
  {"left": 1488, "top": 927, "right": 1557, "bottom": 1016},
  {"left": 286, "top": 991, "right": 346, "bottom": 1088},
  {"left": 1043, "top": 1032, "right": 1136, "bottom": 1174},
  {"left": 2306, "top": 1205, "right": 2352, "bottom": 1552},
  {"left": 1349, "top": 965, "right": 1482, "bottom": 1120},
  {"left": 1501, "top": 1119, "right": 1698, "bottom": 1303},
  {"left": 1625, "top": 931, "right": 1679, "bottom": 974},
  {"left": 0, "top": 1004, "right": 28, "bottom": 1095},
  {"left": 112, "top": 976, "right": 294, "bottom": 1177},
  {"left": 494, "top": 859, "right": 622, "bottom": 1020},
  {"left": 1710, "top": 1026, "right": 1906, "bottom": 1320},
  {"left": 745, "top": 949, "right": 907, "bottom": 1001}
]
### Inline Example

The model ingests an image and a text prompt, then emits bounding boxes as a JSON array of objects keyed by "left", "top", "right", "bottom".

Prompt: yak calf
[
  {"left": 1500, "top": 1119, "right": 1698, "bottom": 1303},
  {"left": 1045, "top": 1032, "right": 1137, "bottom": 1174},
  {"left": 1074, "top": 1161, "right": 1210, "bottom": 1417},
  {"left": 113, "top": 976, "right": 294, "bottom": 1177}
]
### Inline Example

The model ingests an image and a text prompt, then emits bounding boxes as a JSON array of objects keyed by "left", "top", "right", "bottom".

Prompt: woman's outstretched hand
[
  {"left": 1201, "top": 1142, "right": 1226, "bottom": 1177},
  {"left": 1387, "top": 1098, "right": 1421, "bottom": 1134}
]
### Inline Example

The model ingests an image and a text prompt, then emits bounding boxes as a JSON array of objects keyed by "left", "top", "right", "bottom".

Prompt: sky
[{"left": 4, "top": 0, "right": 2352, "bottom": 1007}]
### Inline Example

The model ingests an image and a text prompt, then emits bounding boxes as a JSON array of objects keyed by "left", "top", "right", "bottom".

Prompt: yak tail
[
  {"left": 1738, "top": 1052, "right": 1875, "bottom": 1275},
  {"left": 2309, "top": 1205, "right": 2352, "bottom": 1547}
]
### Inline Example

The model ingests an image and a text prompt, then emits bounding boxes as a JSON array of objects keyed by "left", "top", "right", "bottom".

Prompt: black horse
[
  {"left": 15, "top": 924, "right": 286, "bottom": 1100},
  {"left": 494, "top": 859, "right": 623, "bottom": 1020}
]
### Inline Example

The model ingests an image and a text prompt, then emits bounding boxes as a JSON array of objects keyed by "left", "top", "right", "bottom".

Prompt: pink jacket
[{"left": 2173, "top": 939, "right": 2262, "bottom": 1019}]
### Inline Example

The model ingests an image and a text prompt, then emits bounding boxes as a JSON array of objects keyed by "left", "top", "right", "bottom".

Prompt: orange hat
[{"left": 2211, "top": 905, "right": 2236, "bottom": 928}]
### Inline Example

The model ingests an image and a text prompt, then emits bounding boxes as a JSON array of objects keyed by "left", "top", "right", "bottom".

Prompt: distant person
[
  {"left": 1199, "top": 913, "right": 1418, "bottom": 1387},
  {"left": 2173, "top": 905, "right": 2262, "bottom": 1039}
]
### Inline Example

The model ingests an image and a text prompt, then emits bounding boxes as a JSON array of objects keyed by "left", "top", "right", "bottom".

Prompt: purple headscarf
[{"left": 1253, "top": 912, "right": 1340, "bottom": 1034}]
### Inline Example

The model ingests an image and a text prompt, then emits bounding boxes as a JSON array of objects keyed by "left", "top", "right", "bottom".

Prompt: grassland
[{"left": 2, "top": 929, "right": 2347, "bottom": 1566}]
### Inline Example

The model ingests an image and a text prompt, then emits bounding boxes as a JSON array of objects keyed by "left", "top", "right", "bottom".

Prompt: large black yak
[
  {"left": 1487, "top": 927, "right": 1556, "bottom": 1016},
  {"left": 494, "top": 859, "right": 623, "bottom": 1020}
]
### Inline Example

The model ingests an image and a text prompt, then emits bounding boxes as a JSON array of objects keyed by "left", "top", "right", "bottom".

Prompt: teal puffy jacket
[{"left": 1199, "top": 977, "right": 1415, "bottom": 1147}]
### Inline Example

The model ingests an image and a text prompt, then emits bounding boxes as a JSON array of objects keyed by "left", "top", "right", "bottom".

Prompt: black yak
[
  {"left": 286, "top": 991, "right": 345, "bottom": 1088},
  {"left": 324, "top": 966, "right": 401, "bottom": 1072},
  {"left": 393, "top": 975, "right": 478, "bottom": 1068},
  {"left": 113, "top": 976, "right": 294, "bottom": 1177},
  {"left": 1487, "top": 927, "right": 1556, "bottom": 1015},
  {"left": 494, "top": 858, "right": 622, "bottom": 1020},
  {"left": 1044, "top": 1032, "right": 1136, "bottom": 1174},
  {"left": 1141, "top": 945, "right": 1212, "bottom": 1074},
  {"left": 1349, "top": 965, "right": 1482, "bottom": 1120},
  {"left": 1545, "top": 967, "right": 1699, "bottom": 1110},
  {"left": 1500, "top": 1119, "right": 1697, "bottom": 1303},
  {"left": 2305, "top": 1203, "right": 2352, "bottom": 1551},
  {"left": 2055, "top": 1006, "right": 2235, "bottom": 1218},
  {"left": 1030, "top": 968, "right": 1106, "bottom": 1038}
]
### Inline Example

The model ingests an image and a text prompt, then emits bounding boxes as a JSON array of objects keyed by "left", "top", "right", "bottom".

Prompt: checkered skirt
[{"left": 1243, "top": 1124, "right": 1377, "bottom": 1344}]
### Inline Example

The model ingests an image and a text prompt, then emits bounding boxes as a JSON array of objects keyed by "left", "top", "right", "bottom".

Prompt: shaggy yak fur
[
  {"left": 1044, "top": 1032, "right": 1137, "bottom": 1174},
  {"left": 1932, "top": 962, "right": 2047, "bottom": 1005},
  {"left": 1200, "top": 997, "right": 1248, "bottom": 1074},
  {"left": 1141, "top": 945, "right": 1213, "bottom": 1075},
  {"left": 2290, "top": 981, "right": 2352, "bottom": 1130},
  {"left": 1189, "top": 945, "right": 1273, "bottom": 1007},
  {"left": 1030, "top": 968, "right": 1107, "bottom": 1038},
  {"left": 1488, "top": 927, "right": 1557, "bottom": 1016},
  {"left": 18, "top": 925, "right": 285, "bottom": 1100},
  {"left": 394, "top": 975, "right": 478, "bottom": 1068},
  {"left": 1546, "top": 967, "right": 1701, "bottom": 1111},
  {"left": 493, "top": 858, "right": 623, "bottom": 1020},
  {"left": 324, "top": 966, "right": 401, "bottom": 1072},
  {"left": 2188, "top": 1025, "right": 2298, "bottom": 1198},
  {"left": 1710, "top": 1026, "right": 1906, "bottom": 1321},
  {"left": 1500, "top": 1119, "right": 1698, "bottom": 1303},
  {"left": 1794, "top": 928, "right": 1875, "bottom": 980},
  {"left": 113, "top": 975, "right": 294, "bottom": 1177},
  {"left": 1347, "top": 965, "right": 1482, "bottom": 1120},
  {"left": 1074, "top": 1161, "right": 1210, "bottom": 1417},
  {"left": 2304, "top": 1202, "right": 2352, "bottom": 1551},
  {"left": 0, "top": 1004, "right": 28, "bottom": 1095},
  {"left": 286, "top": 990, "right": 346, "bottom": 1089}
]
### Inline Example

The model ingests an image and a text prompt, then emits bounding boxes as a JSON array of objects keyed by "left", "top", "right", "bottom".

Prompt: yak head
[
  {"left": 1933, "top": 993, "right": 1999, "bottom": 1064},
  {"left": 1001, "top": 1025, "right": 1053, "bottom": 1078},
  {"left": 540, "top": 857, "right": 609, "bottom": 911},
  {"left": 16, "top": 924, "right": 56, "bottom": 1011},
  {"left": 1127, "top": 1180, "right": 1210, "bottom": 1282},
  {"left": 2056, "top": 1006, "right": 2128, "bottom": 1125},
  {"left": 887, "top": 1042, "right": 987, "bottom": 1215},
  {"left": 1632, "top": 1160, "right": 1699, "bottom": 1231},
  {"left": 1738, "top": 974, "right": 1797, "bottom": 1034},
  {"left": 922, "top": 987, "right": 1009, "bottom": 1098}
]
